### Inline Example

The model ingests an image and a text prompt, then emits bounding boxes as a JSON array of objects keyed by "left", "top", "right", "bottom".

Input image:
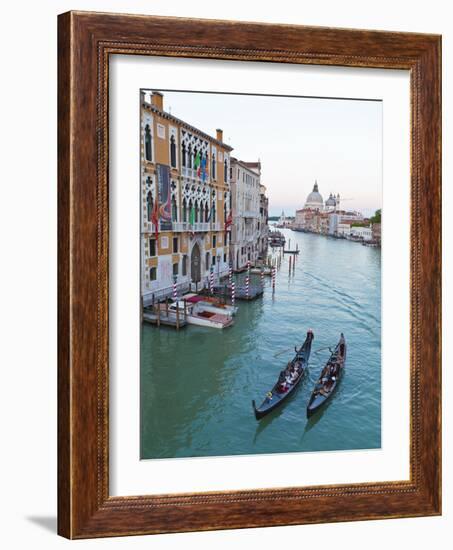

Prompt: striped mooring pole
[
  {"left": 245, "top": 274, "right": 250, "bottom": 299},
  {"left": 260, "top": 269, "right": 265, "bottom": 288},
  {"left": 210, "top": 268, "right": 214, "bottom": 294},
  {"left": 272, "top": 266, "right": 276, "bottom": 292},
  {"left": 247, "top": 260, "right": 251, "bottom": 274},
  {"left": 228, "top": 264, "right": 233, "bottom": 285},
  {"left": 173, "top": 278, "right": 178, "bottom": 300},
  {"left": 231, "top": 281, "right": 236, "bottom": 307}
]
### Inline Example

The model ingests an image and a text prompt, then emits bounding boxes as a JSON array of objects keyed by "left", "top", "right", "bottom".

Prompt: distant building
[
  {"left": 258, "top": 185, "right": 269, "bottom": 258},
  {"left": 372, "top": 222, "right": 381, "bottom": 245},
  {"left": 277, "top": 210, "right": 292, "bottom": 228},
  {"left": 294, "top": 182, "right": 362, "bottom": 236},
  {"left": 230, "top": 158, "right": 262, "bottom": 270},
  {"left": 350, "top": 226, "right": 373, "bottom": 241}
]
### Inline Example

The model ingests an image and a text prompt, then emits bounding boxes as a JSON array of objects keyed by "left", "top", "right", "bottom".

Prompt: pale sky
[{"left": 144, "top": 90, "right": 382, "bottom": 217}]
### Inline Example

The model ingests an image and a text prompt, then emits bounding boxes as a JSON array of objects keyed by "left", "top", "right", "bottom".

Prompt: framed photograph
[{"left": 58, "top": 11, "right": 441, "bottom": 538}]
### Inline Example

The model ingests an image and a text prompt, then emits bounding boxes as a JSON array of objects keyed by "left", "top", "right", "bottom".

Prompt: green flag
[{"left": 194, "top": 151, "right": 201, "bottom": 169}]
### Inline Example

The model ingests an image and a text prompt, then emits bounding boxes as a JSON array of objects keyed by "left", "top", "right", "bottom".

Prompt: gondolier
[{"left": 306, "top": 333, "right": 346, "bottom": 418}]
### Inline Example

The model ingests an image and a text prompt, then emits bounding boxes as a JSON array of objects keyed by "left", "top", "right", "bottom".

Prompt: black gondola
[
  {"left": 252, "top": 330, "right": 314, "bottom": 420},
  {"left": 306, "top": 333, "right": 346, "bottom": 418}
]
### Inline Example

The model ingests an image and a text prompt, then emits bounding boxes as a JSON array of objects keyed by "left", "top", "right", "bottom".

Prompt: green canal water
[{"left": 141, "top": 228, "right": 381, "bottom": 459}]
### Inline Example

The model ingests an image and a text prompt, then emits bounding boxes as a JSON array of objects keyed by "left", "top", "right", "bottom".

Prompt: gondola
[
  {"left": 306, "top": 333, "right": 346, "bottom": 418},
  {"left": 252, "top": 330, "right": 314, "bottom": 420}
]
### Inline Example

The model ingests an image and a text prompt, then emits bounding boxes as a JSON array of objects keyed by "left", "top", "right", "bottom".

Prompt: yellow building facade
[{"left": 141, "top": 91, "right": 233, "bottom": 304}]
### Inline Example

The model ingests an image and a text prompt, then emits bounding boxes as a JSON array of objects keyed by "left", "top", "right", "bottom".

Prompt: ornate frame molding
[{"left": 58, "top": 11, "right": 441, "bottom": 538}]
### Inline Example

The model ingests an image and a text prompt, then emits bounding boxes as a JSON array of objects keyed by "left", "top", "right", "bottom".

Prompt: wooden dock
[
  {"left": 143, "top": 311, "right": 188, "bottom": 328},
  {"left": 142, "top": 304, "right": 188, "bottom": 329},
  {"left": 208, "top": 284, "right": 264, "bottom": 301}
]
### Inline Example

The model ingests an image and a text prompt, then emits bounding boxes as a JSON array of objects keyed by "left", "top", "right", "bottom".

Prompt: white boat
[
  {"left": 249, "top": 266, "right": 272, "bottom": 276},
  {"left": 167, "top": 301, "right": 234, "bottom": 329},
  {"left": 183, "top": 293, "right": 238, "bottom": 316}
]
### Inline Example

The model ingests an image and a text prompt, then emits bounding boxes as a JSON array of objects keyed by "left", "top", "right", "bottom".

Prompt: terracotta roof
[{"left": 143, "top": 101, "right": 234, "bottom": 152}]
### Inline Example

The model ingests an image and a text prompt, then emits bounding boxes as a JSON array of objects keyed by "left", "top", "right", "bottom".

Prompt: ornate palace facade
[{"left": 141, "top": 91, "right": 233, "bottom": 305}]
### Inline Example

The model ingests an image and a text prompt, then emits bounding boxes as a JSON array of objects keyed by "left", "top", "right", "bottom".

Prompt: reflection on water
[{"left": 141, "top": 229, "right": 381, "bottom": 459}]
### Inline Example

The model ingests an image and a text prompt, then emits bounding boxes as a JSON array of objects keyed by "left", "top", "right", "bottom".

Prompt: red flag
[
  {"left": 224, "top": 212, "right": 233, "bottom": 238},
  {"left": 151, "top": 196, "right": 159, "bottom": 249}
]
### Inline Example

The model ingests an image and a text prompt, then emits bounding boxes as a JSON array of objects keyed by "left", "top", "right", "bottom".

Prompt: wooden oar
[
  {"left": 313, "top": 346, "right": 332, "bottom": 354},
  {"left": 273, "top": 347, "right": 293, "bottom": 357}
]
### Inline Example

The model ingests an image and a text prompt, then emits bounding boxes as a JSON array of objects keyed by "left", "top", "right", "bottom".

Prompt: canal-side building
[
  {"left": 350, "top": 225, "right": 373, "bottom": 241},
  {"left": 372, "top": 222, "right": 381, "bottom": 245},
  {"left": 258, "top": 184, "right": 269, "bottom": 259},
  {"left": 230, "top": 158, "right": 262, "bottom": 270},
  {"left": 293, "top": 182, "right": 364, "bottom": 237},
  {"left": 328, "top": 211, "right": 364, "bottom": 236},
  {"left": 140, "top": 91, "right": 234, "bottom": 305}
]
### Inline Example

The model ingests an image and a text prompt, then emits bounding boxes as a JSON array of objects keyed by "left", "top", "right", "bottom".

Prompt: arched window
[
  {"left": 146, "top": 191, "right": 153, "bottom": 221},
  {"left": 193, "top": 147, "right": 198, "bottom": 172},
  {"left": 188, "top": 145, "right": 192, "bottom": 168},
  {"left": 204, "top": 203, "right": 209, "bottom": 222},
  {"left": 188, "top": 199, "right": 193, "bottom": 223},
  {"left": 170, "top": 136, "right": 177, "bottom": 168},
  {"left": 212, "top": 205, "right": 216, "bottom": 223},
  {"left": 144, "top": 124, "right": 152, "bottom": 161},
  {"left": 171, "top": 195, "right": 178, "bottom": 222},
  {"left": 211, "top": 152, "right": 216, "bottom": 179},
  {"left": 224, "top": 159, "right": 228, "bottom": 182},
  {"left": 181, "top": 143, "right": 186, "bottom": 167},
  {"left": 224, "top": 202, "right": 227, "bottom": 223},
  {"left": 194, "top": 200, "right": 199, "bottom": 223},
  {"left": 182, "top": 198, "right": 187, "bottom": 222}
]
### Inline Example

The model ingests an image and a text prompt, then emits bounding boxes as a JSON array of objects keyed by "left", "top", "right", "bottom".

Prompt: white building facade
[
  {"left": 230, "top": 158, "right": 262, "bottom": 270},
  {"left": 350, "top": 226, "right": 373, "bottom": 241}
]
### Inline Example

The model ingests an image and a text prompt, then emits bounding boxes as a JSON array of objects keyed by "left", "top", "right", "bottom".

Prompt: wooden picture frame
[{"left": 58, "top": 11, "right": 441, "bottom": 539}]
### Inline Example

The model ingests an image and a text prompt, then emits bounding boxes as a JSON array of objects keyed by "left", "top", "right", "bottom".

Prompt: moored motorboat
[
  {"left": 306, "top": 333, "right": 346, "bottom": 418},
  {"left": 252, "top": 330, "right": 314, "bottom": 420},
  {"left": 250, "top": 266, "right": 272, "bottom": 276},
  {"left": 184, "top": 294, "right": 238, "bottom": 315},
  {"left": 167, "top": 300, "right": 234, "bottom": 329}
]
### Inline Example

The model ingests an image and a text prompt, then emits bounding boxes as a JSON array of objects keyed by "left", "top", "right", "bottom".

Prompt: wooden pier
[
  {"left": 207, "top": 284, "right": 264, "bottom": 301},
  {"left": 283, "top": 249, "right": 300, "bottom": 254},
  {"left": 142, "top": 302, "right": 188, "bottom": 330}
]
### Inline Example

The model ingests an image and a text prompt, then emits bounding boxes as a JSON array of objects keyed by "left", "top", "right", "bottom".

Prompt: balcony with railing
[{"left": 172, "top": 221, "right": 211, "bottom": 232}]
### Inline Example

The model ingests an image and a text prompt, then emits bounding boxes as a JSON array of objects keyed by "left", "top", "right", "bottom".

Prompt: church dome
[
  {"left": 305, "top": 181, "right": 324, "bottom": 210},
  {"left": 325, "top": 193, "right": 336, "bottom": 207}
]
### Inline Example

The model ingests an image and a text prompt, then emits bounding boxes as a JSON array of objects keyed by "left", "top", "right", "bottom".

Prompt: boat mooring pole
[
  {"left": 289, "top": 255, "right": 292, "bottom": 273},
  {"left": 231, "top": 281, "right": 235, "bottom": 307},
  {"left": 245, "top": 274, "right": 250, "bottom": 299},
  {"left": 272, "top": 266, "right": 276, "bottom": 293},
  {"left": 157, "top": 301, "right": 161, "bottom": 327},
  {"left": 184, "top": 299, "right": 187, "bottom": 320},
  {"left": 261, "top": 269, "right": 265, "bottom": 288},
  {"left": 176, "top": 301, "right": 180, "bottom": 330}
]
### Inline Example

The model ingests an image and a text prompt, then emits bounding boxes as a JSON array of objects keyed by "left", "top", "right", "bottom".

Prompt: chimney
[
  {"left": 151, "top": 91, "right": 164, "bottom": 111},
  {"left": 216, "top": 128, "right": 223, "bottom": 142}
]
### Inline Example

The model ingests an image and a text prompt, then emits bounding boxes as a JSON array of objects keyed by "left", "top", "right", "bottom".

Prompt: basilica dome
[
  {"left": 305, "top": 182, "right": 324, "bottom": 210},
  {"left": 325, "top": 193, "right": 337, "bottom": 207}
]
